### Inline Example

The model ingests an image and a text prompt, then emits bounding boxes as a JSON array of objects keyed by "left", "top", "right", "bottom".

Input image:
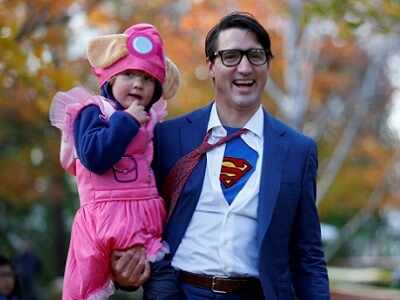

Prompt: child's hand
[{"left": 125, "top": 101, "right": 149, "bottom": 125}]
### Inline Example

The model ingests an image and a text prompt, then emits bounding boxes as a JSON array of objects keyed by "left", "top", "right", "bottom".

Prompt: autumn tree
[{"left": 1, "top": 0, "right": 400, "bottom": 292}]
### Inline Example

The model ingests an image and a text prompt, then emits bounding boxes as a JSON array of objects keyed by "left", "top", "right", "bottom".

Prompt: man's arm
[{"left": 291, "top": 141, "right": 330, "bottom": 299}]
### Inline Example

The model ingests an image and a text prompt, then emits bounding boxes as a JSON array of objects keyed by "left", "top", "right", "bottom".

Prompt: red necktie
[{"left": 162, "top": 128, "right": 248, "bottom": 220}]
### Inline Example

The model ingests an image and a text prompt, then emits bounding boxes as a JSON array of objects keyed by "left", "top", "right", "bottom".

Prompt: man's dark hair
[{"left": 205, "top": 11, "right": 274, "bottom": 64}]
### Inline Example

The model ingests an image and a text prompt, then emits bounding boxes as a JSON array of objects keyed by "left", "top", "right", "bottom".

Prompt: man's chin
[{"left": 232, "top": 96, "right": 261, "bottom": 109}]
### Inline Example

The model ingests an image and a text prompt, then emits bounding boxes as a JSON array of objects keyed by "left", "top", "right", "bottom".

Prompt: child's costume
[{"left": 49, "top": 23, "right": 180, "bottom": 300}]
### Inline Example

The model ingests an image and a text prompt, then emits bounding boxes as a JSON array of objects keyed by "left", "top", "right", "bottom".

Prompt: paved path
[{"left": 331, "top": 285, "right": 400, "bottom": 300}]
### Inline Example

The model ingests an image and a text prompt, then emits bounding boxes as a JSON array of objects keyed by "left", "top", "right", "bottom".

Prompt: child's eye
[
  {"left": 143, "top": 75, "right": 154, "bottom": 81},
  {"left": 121, "top": 72, "right": 134, "bottom": 78},
  {"left": 121, "top": 72, "right": 154, "bottom": 82}
]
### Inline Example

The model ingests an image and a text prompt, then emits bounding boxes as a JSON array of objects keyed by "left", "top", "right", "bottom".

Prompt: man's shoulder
[
  {"left": 158, "top": 104, "right": 211, "bottom": 130},
  {"left": 267, "top": 112, "right": 316, "bottom": 149}
]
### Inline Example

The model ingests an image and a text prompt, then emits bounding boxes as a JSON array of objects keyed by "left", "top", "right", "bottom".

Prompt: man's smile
[{"left": 232, "top": 79, "right": 256, "bottom": 87}]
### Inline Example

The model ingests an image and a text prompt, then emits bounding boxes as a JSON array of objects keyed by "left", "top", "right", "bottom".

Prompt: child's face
[
  {"left": 111, "top": 70, "right": 156, "bottom": 109},
  {"left": 0, "top": 265, "right": 15, "bottom": 296}
]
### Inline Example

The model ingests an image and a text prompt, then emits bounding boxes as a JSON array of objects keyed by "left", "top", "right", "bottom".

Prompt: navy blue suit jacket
[{"left": 153, "top": 104, "right": 330, "bottom": 300}]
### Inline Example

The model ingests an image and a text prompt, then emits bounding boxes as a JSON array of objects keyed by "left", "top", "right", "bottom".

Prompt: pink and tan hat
[{"left": 87, "top": 23, "right": 180, "bottom": 99}]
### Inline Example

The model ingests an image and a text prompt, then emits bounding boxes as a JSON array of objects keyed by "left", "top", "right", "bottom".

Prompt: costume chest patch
[{"left": 220, "top": 157, "right": 252, "bottom": 188}]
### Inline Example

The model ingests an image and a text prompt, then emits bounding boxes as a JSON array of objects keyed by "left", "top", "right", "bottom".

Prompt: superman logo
[{"left": 220, "top": 157, "right": 252, "bottom": 188}]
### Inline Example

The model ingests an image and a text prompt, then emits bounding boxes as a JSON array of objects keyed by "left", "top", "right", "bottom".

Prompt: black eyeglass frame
[{"left": 211, "top": 48, "right": 269, "bottom": 67}]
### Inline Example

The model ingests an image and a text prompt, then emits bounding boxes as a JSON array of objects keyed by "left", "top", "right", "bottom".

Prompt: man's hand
[
  {"left": 125, "top": 101, "right": 149, "bottom": 125},
  {"left": 111, "top": 245, "right": 151, "bottom": 288}
]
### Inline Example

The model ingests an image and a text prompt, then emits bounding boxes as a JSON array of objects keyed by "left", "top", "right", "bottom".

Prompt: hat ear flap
[
  {"left": 163, "top": 57, "right": 181, "bottom": 100},
  {"left": 87, "top": 34, "right": 128, "bottom": 68}
]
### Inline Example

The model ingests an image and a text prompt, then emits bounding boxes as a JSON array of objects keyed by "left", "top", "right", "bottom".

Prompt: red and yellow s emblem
[{"left": 220, "top": 157, "right": 252, "bottom": 188}]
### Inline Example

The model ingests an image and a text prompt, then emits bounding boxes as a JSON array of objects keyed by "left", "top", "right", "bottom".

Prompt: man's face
[{"left": 209, "top": 28, "right": 268, "bottom": 112}]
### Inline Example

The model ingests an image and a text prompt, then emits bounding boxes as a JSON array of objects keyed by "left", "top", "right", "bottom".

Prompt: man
[{"left": 112, "top": 11, "right": 330, "bottom": 300}]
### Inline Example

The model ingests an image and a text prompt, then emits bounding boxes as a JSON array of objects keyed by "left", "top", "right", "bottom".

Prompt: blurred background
[{"left": 0, "top": 0, "right": 399, "bottom": 299}]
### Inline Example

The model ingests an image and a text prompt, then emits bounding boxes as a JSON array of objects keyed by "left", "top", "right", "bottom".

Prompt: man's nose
[{"left": 236, "top": 55, "right": 252, "bottom": 73}]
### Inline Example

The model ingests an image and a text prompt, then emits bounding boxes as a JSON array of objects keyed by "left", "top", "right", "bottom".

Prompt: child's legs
[
  {"left": 142, "top": 259, "right": 183, "bottom": 300},
  {"left": 63, "top": 218, "right": 113, "bottom": 300}
]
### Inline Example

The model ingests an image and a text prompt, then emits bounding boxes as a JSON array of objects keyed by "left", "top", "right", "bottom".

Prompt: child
[
  {"left": 0, "top": 255, "right": 21, "bottom": 300},
  {"left": 49, "top": 23, "right": 181, "bottom": 300}
]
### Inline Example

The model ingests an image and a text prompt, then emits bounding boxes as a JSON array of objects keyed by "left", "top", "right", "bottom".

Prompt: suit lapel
[
  {"left": 180, "top": 106, "right": 211, "bottom": 156},
  {"left": 167, "top": 105, "right": 212, "bottom": 255},
  {"left": 179, "top": 105, "right": 211, "bottom": 198},
  {"left": 257, "top": 110, "right": 288, "bottom": 245}
]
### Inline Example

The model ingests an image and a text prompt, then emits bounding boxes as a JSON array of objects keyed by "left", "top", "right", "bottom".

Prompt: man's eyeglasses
[{"left": 212, "top": 48, "right": 268, "bottom": 67}]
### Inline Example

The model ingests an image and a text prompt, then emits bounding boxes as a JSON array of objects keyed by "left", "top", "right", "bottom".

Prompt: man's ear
[{"left": 208, "top": 59, "right": 215, "bottom": 80}]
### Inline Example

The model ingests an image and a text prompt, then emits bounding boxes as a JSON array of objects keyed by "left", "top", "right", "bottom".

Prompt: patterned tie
[{"left": 162, "top": 128, "right": 248, "bottom": 219}]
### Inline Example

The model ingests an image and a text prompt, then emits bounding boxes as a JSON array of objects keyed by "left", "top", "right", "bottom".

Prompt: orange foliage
[
  {"left": 1, "top": 0, "right": 397, "bottom": 217},
  {"left": 87, "top": 6, "right": 114, "bottom": 28},
  {"left": 319, "top": 132, "right": 396, "bottom": 219}
]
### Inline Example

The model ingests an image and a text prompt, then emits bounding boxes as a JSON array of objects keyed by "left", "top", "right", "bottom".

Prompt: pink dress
[{"left": 49, "top": 87, "right": 168, "bottom": 300}]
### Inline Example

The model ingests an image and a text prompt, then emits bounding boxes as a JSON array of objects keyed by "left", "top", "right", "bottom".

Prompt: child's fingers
[
  {"left": 131, "top": 100, "right": 139, "bottom": 106},
  {"left": 130, "top": 100, "right": 145, "bottom": 110},
  {"left": 136, "top": 111, "right": 150, "bottom": 125}
]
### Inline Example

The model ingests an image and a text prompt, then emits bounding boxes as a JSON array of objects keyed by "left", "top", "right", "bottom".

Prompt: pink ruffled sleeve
[
  {"left": 145, "top": 98, "right": 167, "bottom": 138},
  {"left": 49, "top": 87, "right": 107, "bottom": 175}
]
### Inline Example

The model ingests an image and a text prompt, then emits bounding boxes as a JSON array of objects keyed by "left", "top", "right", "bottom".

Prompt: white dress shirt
[{"left": 172, "top": 103, "right": 264, "bottom": 277}]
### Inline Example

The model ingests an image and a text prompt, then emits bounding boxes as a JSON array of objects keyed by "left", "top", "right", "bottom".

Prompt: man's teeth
[{"left": 233, "top": 80, "right": 254, "bottom": 86}]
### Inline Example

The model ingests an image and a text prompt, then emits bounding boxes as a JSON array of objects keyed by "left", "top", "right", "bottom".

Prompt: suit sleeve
[
  {"left": 74, "top": 105, "right": 140, "bottom": 174},
  {"left": 291, "top": 141, "right": 330, "bottom": 299}
]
